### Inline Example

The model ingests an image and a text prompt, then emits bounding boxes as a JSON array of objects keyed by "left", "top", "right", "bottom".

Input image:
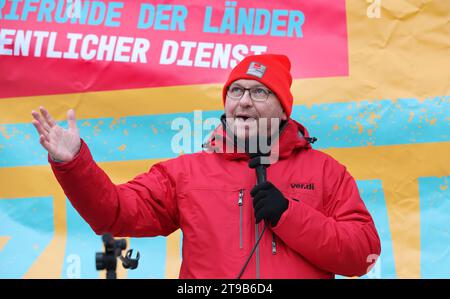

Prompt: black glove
[{"left": 250, "top": 181, "right": 288, "bottom": 226}]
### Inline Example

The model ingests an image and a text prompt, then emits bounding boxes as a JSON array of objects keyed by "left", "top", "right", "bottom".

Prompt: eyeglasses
[{"left": 226, "top": 86, "right": 273, "bottom": 102}]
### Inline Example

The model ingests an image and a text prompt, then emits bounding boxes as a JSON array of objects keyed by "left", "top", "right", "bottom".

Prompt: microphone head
[
  {"left": 248, "top": 156, "right": 262, "bottom": 169},
  {"left": 248, "top": 153, "right": 271, "bottom": 169}
]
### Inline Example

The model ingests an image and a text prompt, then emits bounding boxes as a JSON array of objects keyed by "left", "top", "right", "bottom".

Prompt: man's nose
[{"left": 239, "top": 90, "right": 253, "bottom": 107}]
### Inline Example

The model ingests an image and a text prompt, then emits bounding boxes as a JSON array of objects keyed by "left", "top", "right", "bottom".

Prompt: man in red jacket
[{"left": 31, "top": 54, "right": 381, "bottom": 278}]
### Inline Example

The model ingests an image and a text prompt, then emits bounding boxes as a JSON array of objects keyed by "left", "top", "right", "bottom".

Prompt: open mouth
[{"left": 235, "top": 115, "right": 256, "bottom": 122}]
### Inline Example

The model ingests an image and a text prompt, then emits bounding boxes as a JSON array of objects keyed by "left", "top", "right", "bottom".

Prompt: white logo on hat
[{"left": 246, "top": 62, "right": 266, "bottom": 78}]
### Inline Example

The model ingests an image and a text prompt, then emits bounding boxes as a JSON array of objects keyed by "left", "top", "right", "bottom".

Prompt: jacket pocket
[
  {"left": 282, "top": 188, "right": 324, "bottom": 213},
  {"left": 184, "top": 186, "right": 247, "bottom": 258}
]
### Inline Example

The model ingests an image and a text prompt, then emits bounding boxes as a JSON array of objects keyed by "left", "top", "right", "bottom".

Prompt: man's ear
[{"left": 281, "top": 111, "right": 287, "bottom": 121}]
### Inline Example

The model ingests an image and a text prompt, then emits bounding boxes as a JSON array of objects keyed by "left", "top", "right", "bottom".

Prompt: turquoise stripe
[
  {"left": 357, "top": 179, "right": 396, "bottom": 278},
  {"left": 336, "top": 180, "right": 396, "bottom": 279},
  {"left": 0, "top": 96, "right": 448, "bottom": 167},
  {"left": 295, "top": 96, "right": 449, "bottom": 148},
  {"left": 420, "top": 175, "right": 450, "bottom": 278},
  {"left": 0, "top": 197, "right": 54, "bottom": 278},
  {"left": 128, "top": 236, "right": 166, "bottom": 279},
  {"left": 62, "top": 198, "right": 105, "bottom": 278}
]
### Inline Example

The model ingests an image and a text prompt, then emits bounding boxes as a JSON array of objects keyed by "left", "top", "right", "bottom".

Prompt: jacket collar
[{"left": 202, "top": 115, "right": 314, "bottom": 161}]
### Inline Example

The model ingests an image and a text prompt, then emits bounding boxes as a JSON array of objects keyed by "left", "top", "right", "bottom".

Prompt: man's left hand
[{"left": 250, "top": 181, "right": 289, "bottom": 226}]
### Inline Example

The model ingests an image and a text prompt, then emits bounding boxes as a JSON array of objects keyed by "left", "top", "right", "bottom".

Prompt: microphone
[
  {"left": 248, "top": 154, "right": 268, "bottom": 185},
  {"left": 255, "top": 163, "right": 266, "bottom": 185},
  {"left": 249, "top": 154, "right": 269, "bottom": 226}
]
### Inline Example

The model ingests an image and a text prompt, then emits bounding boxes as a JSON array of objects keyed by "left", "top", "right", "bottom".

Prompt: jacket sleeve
[
  {"left": 49, "top": 139, "right": 179, "bottom": 237},
  {"left": 271, "top": 157, "right": 381, "bottom": 277}
]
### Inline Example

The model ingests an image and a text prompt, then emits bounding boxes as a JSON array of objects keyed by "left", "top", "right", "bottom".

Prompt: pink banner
[{"left": 0, "top": 0, "right": 348, "bottom": 98}]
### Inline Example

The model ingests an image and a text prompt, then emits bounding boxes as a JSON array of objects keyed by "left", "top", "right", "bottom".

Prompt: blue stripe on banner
[
  {"left": 0, "top": 197, "right": 54, "bottom": 278},
  {"left": 128, "top": 236, "right": 166, "bottom": 279},
  {"left": 336, "top": 180, "right": 396, "bottom": 279},
  {"left": 420, "top": 175, "right": 450, "bottom": 278},
  {"left": 61, "top": 198, "right": 104, "bottom": 278},
  {"left": 0, "top": 96, "right": 448, "bottom": 167},
  {"left": 294, "top": 96, "right": 449, "bottom": 148}
]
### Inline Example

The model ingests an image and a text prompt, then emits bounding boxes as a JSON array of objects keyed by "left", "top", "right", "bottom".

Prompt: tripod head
[{"left": 95, "top": 233, "right": 140, "bottom": 279}]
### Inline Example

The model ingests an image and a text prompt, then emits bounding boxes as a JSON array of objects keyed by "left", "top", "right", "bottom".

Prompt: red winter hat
[{"left": 222, "top": 54, "right": 294, "bottom": 117}]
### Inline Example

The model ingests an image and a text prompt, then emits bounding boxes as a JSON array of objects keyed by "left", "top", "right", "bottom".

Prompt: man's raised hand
[{"left": 31, "top": 106, "right": 81, "bottom": 162}]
